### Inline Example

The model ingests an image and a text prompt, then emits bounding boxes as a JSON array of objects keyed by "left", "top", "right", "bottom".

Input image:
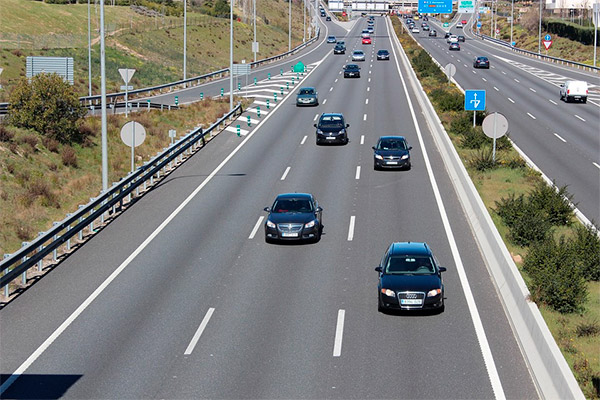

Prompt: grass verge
[{"left": 391, "top": 16, "right": 600, "bottom": 398}]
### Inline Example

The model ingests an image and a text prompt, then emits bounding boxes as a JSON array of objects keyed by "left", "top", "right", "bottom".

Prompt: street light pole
[
  {"left": 289, "top": 0, "right": 292, "bottom": 52},
  {"left": 303, "top": 0, "right": 306, "bottom": 43},
  {"left": 100, "top": 0, "right": 108, "bottom": 191},
  {"left": 253, "top": 0, "right": 257, "bottom": 62},
  {"left": 538, "top": 0, "right": 542, "bottom": 54},
  {"left": 230, "top": 0, "right": 233, "bottom": 110},
  {"left": 510, "top": 0, "right": 514, "bottom": 46},
  {"left": 183, "top": 0, "right": 187, "bottom": 84},
  {"left": 88, "top": 0, "right": 92, "bottom": 97}
]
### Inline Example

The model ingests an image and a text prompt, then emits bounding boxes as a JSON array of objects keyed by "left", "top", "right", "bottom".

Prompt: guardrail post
[
  {"left": 65, "top": 215, "right": 73, "bottom": 251},
  {"left": 3, "top": 254, "right": 11, "bottom": 297},
  {"left": 21, "top": 242, "right": 29, "bottom": 285},
  {"left": 89, "top": 198, "right": 97, "bottom": 232},
  {"left": 52, "top": 222, "right": 59, "bottom": 261},
  {"left": 78, "top": 205, "right": 85, "bottom": 240},
  {"left": 37, "top": 232, "right": 45, "bottom": 271}
]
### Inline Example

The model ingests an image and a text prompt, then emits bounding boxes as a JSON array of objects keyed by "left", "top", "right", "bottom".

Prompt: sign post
[
  {"left": 464, "top": 89, "right": 486, "bottom": 126},
  {"left": 120, "top": 121, "right": 146, "bottom": 172},
  {"left": 168, "top": 129, "right": 176, "bottom": 145},
  {"left": 593, "top": 3, "right": 599, "bottom": 67},
  {"left": 482, "top": 113, "right": 509, "bottom": 162},
  {"left": 445, "top": 63, "right": 456, "bottom": 83},
  {"left": 118, "top": 68, "right": 136, "bottom": 118},
  {"left": 542, "top": 34, "right": 552, "bottom": 52}
]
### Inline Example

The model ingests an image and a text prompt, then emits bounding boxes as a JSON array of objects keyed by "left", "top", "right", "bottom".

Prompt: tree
[
  {"left": 213, "top": 0, "right": 230, "bottom": 18},
  {"left": 8, "top": 73, "right": 87, "bottom": 144}
]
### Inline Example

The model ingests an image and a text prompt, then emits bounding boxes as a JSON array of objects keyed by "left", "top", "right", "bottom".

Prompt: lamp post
[
  {"left": 510, "top": 0, "right": 514, "bottom": 46},
  {"left": 289, "top": 0, "right": 292, "bottom": 51},
  {"left": 183, "top": 0, "right": 187, "bottom": 85},
  {"left": 87, "top": 0, "right": 92, "bottom": 97},
  {"left": 230, "top": 0, "right": 233, "bottom": 110},
  {"left": 538, "top": 0, "right": 542, "bottom": 54},
  {"left": 303, "top": 0, "right": 306, "bottom": 43},
  {"left": 253, "top": 0, "right": 257, "bottom": 62},
  {"left": 100, "top": 0, "right": 108, "bottom": 191}
]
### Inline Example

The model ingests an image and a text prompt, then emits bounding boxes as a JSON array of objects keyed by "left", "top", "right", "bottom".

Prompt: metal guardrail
[
  {"left": 0, "top": 103, "right": 243, "bottom": 293},
  {"left": 0, "top": 29, "right": 320, "bottom": 115}
]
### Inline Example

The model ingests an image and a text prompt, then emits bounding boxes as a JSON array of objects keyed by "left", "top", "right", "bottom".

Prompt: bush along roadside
[{"left": 391, "top": 17, "right": 600, "bottom": 398}]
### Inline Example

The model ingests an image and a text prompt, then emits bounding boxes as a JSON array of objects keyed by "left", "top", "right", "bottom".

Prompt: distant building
[{"left": 545, "top": 0, "right": 596, "bottom": 13}]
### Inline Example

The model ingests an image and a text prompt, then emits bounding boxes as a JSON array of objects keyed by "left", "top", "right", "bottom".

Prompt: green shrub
[
  {"left": 8, "top": 74, "right": 87, "bottom": 144},
  {"left": 494, "top": 193, "right": 553, "bottom": 246},
  {"left": 528, "top": 181, "right": 574, "bottom": 226},
  {"left": 505, "top": 155, "right": 526, "bottom": 169},
  {"left": 495, "top": 193, "right": 527, "bottom": 228},
  {"left": 434, "top": 90, "right": 464, "bottom": 112},
  {"left": 449, "top": 112, "right": 473, "bottom": 135},
  {"left": 524, "top": 237, "right": 588, "bottom": 313},
  {"left": 570, "top": 223, "right": 600, "bottom": 281},
  {"left": 576, "top": 320, "right": 600, "bottom": 337},
  {"left": 468, "top": 147, "right": 498, "bottom": 172},
  {"left": 461, "top": 127, "right": 487, "bottom": 149},
  {"left": 412, "top": 50, "right": 444, "bottom": 81}
]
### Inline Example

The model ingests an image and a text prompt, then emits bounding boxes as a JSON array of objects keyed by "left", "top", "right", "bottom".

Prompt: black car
[
  {"left": 458, "top": 35, "right": 465, "bottom": 42},
  {"left": 429, "top": 29, "right": 437, "bottom": 37},
  {"left": 343, "top": 63, "right": 361, "bottom": 78},
  {"left": 264, "top": 193, "right": 323, "bottom": 243},
  {"left": 372, "top": 136, "right": 412, "bottom": 170},
  {"left": 326, "top": 16, "right": 331, "bottom": 21},
  {"left": 376, "top": 49, "right": 390, "bottom": 60},
  {"left": 423, "top": 25, "right": 430, "bottom": 31},
  {"left": 375, "top": 242, "right": 446, "bottom": 312},
  {"left": 444, "top": 31, "right": 451, "bottom": 39},
  {"left": 296, "top": 87, "right": 318, "bottom": 106},
  {"left": 334, "top": 44, "right": 345, "bottom": 54},
  {"left": 449, "top": 42, "right": 460, "bottom": 51},
  {"left": 473, "top": 56, "right": 490, "bottom": 68},
  {"left": 314, "top": 113, "right": 349, "bottom": 145}
]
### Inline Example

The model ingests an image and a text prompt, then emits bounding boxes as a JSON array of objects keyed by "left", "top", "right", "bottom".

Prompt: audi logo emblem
[{"left": 406, "top": 293, "right": 417, "bottom": 299}]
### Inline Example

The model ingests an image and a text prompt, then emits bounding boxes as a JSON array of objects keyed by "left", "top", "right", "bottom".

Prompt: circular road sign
[
  {"left": 445, "top": 63, "right": 456, "bottom": 79},
  {"left": 477, "top": 22, "right": 482, "bottom": 28},
  {"left": 544, "top": 34, "right": 552, "bottom": 41},
  {"left": 120, "top": 121, "right": 146, "bottom": 148},
  {"left": 482, "top": 112, "right": 508, "bottom": 139}
]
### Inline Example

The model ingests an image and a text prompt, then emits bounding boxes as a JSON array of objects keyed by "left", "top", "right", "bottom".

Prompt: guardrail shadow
[{"left": 0, "top": 374, "right": 82, "bottom": 399}]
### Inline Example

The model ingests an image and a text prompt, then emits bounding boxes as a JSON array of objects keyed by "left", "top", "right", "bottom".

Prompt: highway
[
  {"left": 1, "top": 15, "right": 540, "bottom": 399},
  {"left": 405, "top": 14, "right": 600, "bottom": 223}
]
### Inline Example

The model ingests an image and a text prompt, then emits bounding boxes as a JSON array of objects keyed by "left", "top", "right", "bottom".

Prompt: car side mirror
[
  {"left": 346, "top": 123, "right": 350, "bottom": 128},
  {"left": 439, "top": 267, "right": 447, "bottom": 273},
  {"left": 372, "top": 146, "right": 377, "bottom": 150},
  {"left": 264, "top": 207, "right": 271, "bottom": 212},
  {"left": 314, "top": 123, "right": 317, "bottom": 127},
  {"left": 560, "top": 84, "right": 564, "bottom": 87},
  {"left": 316, "top": 206, "right": 323, "bottom": 212},
  {"left": 408, "top": 146, "right": 413, "bottom": 150},
  {"left": 375, "top": 266, "right": 382, "bottom": 272}
]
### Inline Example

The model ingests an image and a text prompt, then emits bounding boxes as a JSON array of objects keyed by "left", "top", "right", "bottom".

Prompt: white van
[{"left": 559, "top": 80, "right": 588, "bottom": 103}]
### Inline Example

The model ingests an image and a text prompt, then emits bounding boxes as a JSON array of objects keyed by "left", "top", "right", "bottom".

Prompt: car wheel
[
  {"left": 582, "top": 98, "right": 587, "bottom": 104},
  {"left": 566, "top": 96, "right": 571, "bottom": 103},
  {"left": 405, "top": 162, "right": 412, "bottom": 171},
  {"left": 265, "top": 235, "right": 274, "bottom": 244},
  {"left": 343, "top": 136, "right": 349, "bottom": 145},
  {"left": 378, "top": 296, "right": 384, "bottom": 313},
  {"left": 374, "top": 163, "right": 380, "bottom": 171},
  {"left": 316, "top": 137, "right": 321, "bottom": 145}
]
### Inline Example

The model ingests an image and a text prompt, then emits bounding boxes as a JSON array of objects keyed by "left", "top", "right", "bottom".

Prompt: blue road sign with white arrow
[
  {"left": 544, "top": 34, "right": 552, "bottom": 41},
  {"left": 465, "top": 90, "right": 486, "bottom": 111}
]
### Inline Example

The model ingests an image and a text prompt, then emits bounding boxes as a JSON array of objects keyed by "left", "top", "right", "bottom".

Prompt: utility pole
[
  {"left": 88, "top": 0, "right": 92, "bottom": 97},
  {"left": 538, "top": 0, "right": 543, "bottom": 53},
  {"left": 303, "top": 0, "right": 306, "bottom": 43},
  {"left": 510, "top": 0, "right": 514, "bottom": 46},
  {"left": 289, "top": 0, "right": 292, "bottom": 51},
  {"left": 100, "top": 0, "right": 108, "bottom": 191},
  {"left": 253, "top": 0, "right": 257, "bottom": 63},
  {"left": 230, "top": 0, "right": 234, "bottom": 110},
  {"left": 183, "top": 0, "right": 187, "bottom": 85}
]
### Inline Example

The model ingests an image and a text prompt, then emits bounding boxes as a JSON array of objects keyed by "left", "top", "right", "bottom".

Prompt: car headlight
[
  {"left": 401, "top": 154, "right": 409, "bottom": 160},
  {"left": 381, "top": 288, "right": 396, "bottom": 297},
  {"left": 375, "top": 154, "right": 383, "bottom": 160},
  {"left": 304, "top": 220, "right": 316, "bottom": 229},
  {"left": 317, "top": 129, "right": 323, "bottom": 134},
  {"left": 266, "top": 220, "right": 276, "bottom": 229},
  {"left": 427, "top": 288, "right": 442, "bottom": 297}
]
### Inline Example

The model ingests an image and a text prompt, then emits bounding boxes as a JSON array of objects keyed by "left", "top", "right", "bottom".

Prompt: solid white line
[
  {"left": 365, "top": 98, "right": 369, "bottom": 104},
  {"left": 280, "top": 166, "right": 291, "bottom": 181},
  {"left": 493, "top": 87, "right": 499, "bottom": 91},
  {"left": 347, "top": 216, "right": 355, "bottom": 241},
  {"left": 360, "top": 135, "right": 365, "bottom": 144},
  {"left": 355, "top": 166, "right": 361, "bottom": 180},
  {"left": 508, "top": 97, "right": 514, "bottom": 103},
  {"left": 553, "top": 133, "right": 566, "bottom": 143},
  {"left": 527, "top": 112, "right": 536, "bottom": 120},
  {"left": 575, "top": 114, "right": 585, "bottom": 122},
  {"left": 0, "top": 49, "right": 331, "bottom": 395},
  {"left": 314, "top": 114, "right": 319, "bottom": 121},
  {"left": 323, "top": 99, "right": 327, "bottom": 104},
  {"left": 549, "top": 99, "right": 557, "bottom": 105},
  {"left": 184, "top": 308, "right": 215, "bottom": 355},
  {"left": 386, "top": 15, "right": 506, "bottom": 400},
  {"left": 593, "top": 162, "right": 600, "bottom": 170},
  {"left": 301, "top": 135, "right": 307, "bottom": 145},
  {"left": 248, "top": 216, "right": 264, "bottom": 239},
  {"left": 529, "top": 88, "right": 536, "bottom": 93},
  {"left": 333, "top": 309, "right": 345, "bottom": 357}
]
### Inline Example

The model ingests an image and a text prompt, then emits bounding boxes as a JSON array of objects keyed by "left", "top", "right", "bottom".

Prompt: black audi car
[
  {"left": 372, "top": 136, "right": 412, "bottom": 170},
  {"left": 264, "top": 193, "right": 322, "bottom": 243},
  {"left": 343, "top": 64, "right": 361, "bottom": 78},
  {"left": 315, "top": 113, "right": 349, "bottom": 145},
  {"left": 375, "top": 242, "right": 446, "bottom": 312},
  {"left": 376, "top": 49, "right": 390, "bottom": 60}
]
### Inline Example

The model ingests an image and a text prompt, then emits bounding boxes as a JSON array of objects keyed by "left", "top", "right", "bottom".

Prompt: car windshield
[
  {"left": 299, "top": 89, "right": 314, "bottom": 95},
  {"left": 320, "top": 115, "right": 344, "bottom": 126},
  {"left": 377, "top": 139, "right": 407, "bottom": 150},
  {"left": 272, "top": 199, "right": 313, "bottom": 213},
  {"left": 478, "top": 57, "right": 488, "bottom": 61},
  {"left": 378, "top": 50, "right": 388, "bottom": 54},
  {"left": 354, "top": 51, "right": 364, "bottom": 55},
  {"left": 345, "top": 65, "right": 359, "bottom": 70},
  {"left": 386, "top": 256, "right": 435, "bottom": 275}
]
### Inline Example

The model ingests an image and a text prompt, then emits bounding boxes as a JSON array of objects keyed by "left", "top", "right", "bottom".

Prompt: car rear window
[{"left": 386, "top": 256, "right": 435, "bottom": 274}]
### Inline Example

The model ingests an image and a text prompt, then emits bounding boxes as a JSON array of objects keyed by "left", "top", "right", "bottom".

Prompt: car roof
[
  {"left": 321, "top": 112, "right": 344, "bottom": 117},
  {"left": 345, "top": 64, "right": 359, "bottom": 68},
  {"left": 275, "top": 193, "right": 313, "bottom": 200},
  {"left": 378, "top": 135, "right": 407, "bottom": 141},
  {"left": 299, "top": 87, "right": 315, "bottom": 91},
  {"left": 389, "top": 242, "right": 432, "bottom": 256},
  {"left": 377, "top": 49, "right": 389, "bottom": 52}
]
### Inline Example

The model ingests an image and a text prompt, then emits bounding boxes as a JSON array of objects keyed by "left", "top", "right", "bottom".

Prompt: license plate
[
  {"left": 281, "top": 232, "right": 299, "bottom": 237},
  {"left": 400, "top": 299, "right": 422, "bottom": 305},
  {"left": 387, "top": 161, "right": 398, "bottom": 165},
  {"left": 326, "top": 137, "right": 336, "bottom": 140}
]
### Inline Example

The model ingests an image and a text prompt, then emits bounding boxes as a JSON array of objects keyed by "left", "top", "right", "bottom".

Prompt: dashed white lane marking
[
  {"left": 339, "top": 71, "right": 342, "bottom": 74},
  {"left": 554, "top": 133, "right": 566, "bottom": 142},
  {"left": 347, "top": 216, "right": 356, "bottom": 241},
  {"left": 464, "top": 64, "right": 468, "bottom": 68},
  {"left": 501, "top": 71, "right": 506, "bottom": 75},
  {"left": 575, "top": 115, "right": 586, "bottom": 122},
  {"left": 363, "top": 114, "right": 367, "bottom": 121},
  {"left": 369, "top": 70, "right": 372, "bottom": 74},
  {"left": 472, "top": 70, "right": 476, "bottom": 74},
  {"left": 368, "top": 77, "right": 371, "bottom": 82},
  {"left": 549, "top": 99, "right": 557, "bottom": 105},
  {"left": 508, "top": 98, "right": 515, "bottom": 103},
  {"left": 323, "top": 99, "right": 327, "bottom": 104},
  {"left": 333, "top": 309, "right": 345, "bottom": 357},
  {"left": 280, "top": 166, "right": 291, "bottom": 181},
  {"left": 529, "top": 88, "right": 536, "bottom": 93},
  {"left": 249, "top": 216, "right": 265, "bottom": 239},
  {"left": 527, "top": 112, "right": 536, "bottom": 120},
  {"left": 514, "top": 78, "right": 520, "bottom": 83},
  {"left": 365, "top": 98, "right": 369, "bottom": 104},
  {"left": 367, "top": 87, "right": 370, "bottom": 91},
  {"left": 493, "top": 87, "right": 499, "bottom": 91},
  {"left": 314, "top": 114, "right": 319, "bottom": 121},
  {"left": 335, "top": 78, "right": 338, "bottom": 83},
  {"left": 301, "top": 135, "right": 307, "bottom": 145},
  {"left": 329, "top": 87, "right": 334, "bottom": 92},
  {"left": 482, "top": 77, "right": 487, "bottom": 82},
  {"left": 360, "top": 135, "right": 365, "bottom": 144},
  {"left": 184, "top": 308, "right": 215, "bottom": 355},
  {"left": 593, "top": 162, "right": 600, "bottom": 170},
  {"left": 355, "top": 166, "right": 361, "bottom": 180}
]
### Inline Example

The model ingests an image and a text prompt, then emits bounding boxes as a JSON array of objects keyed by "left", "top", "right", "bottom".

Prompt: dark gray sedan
[
  {"left": 296, "top": 87, "right": 319, "bottom": 106},
  {"left": 264, "top": 193, "right": 323, "bottom": 243}
]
